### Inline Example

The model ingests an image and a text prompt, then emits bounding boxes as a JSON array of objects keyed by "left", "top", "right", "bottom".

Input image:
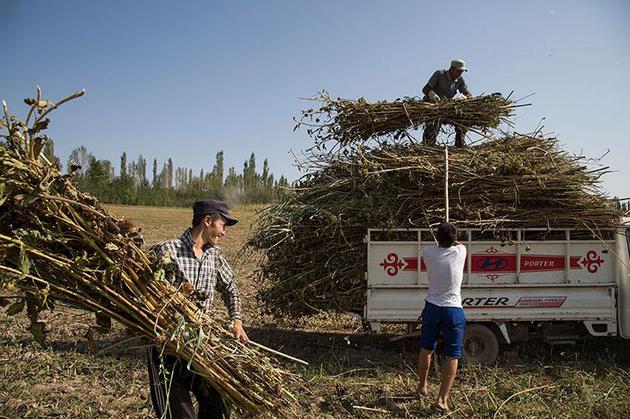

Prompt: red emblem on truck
[
  {"left": 379, "top": 253, "right": 406, "bottom": 276},
  {"left": 578, "top": 250, "right": 604, "bottom": 273}
]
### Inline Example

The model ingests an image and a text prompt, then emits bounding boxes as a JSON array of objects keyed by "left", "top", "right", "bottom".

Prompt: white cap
[{"left": 450, "top": 59, "right": 467, "bottom": 71}]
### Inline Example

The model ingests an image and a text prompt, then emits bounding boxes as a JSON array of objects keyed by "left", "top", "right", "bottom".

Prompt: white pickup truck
[{"left": 364, "top": 220, "right": 630, "bottom": 364}]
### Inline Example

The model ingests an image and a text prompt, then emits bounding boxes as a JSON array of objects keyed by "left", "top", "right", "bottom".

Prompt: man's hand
[
  {"left": 233, "top": 319, "right": 249, "bottom": 344},
  {"left": 427, "top": 90, "right": 441, "bottom": 102}
]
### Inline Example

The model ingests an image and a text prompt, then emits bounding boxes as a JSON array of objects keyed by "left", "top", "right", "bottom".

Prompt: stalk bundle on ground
[
  {"left": 0, "top": 90, "right": 300, "bottom": 416},
  {"left": 296, "top": 92, "right": 520, "bottom": 148},
  {"left": 246, "top": 135, "right": 623, "bottom": 317}
]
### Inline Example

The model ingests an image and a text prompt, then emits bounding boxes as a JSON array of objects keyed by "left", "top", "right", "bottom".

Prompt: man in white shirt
[{"left": 417, "top": 222, "right": 466, "bottom": 413}]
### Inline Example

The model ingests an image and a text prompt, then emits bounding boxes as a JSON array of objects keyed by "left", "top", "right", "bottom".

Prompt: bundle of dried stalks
[
  {"left": 246, "top": 135, "right": 623, "bottom": 317},
  {"left": 0, "top": 90, "right": 300, "bottom": 416},
  {"left": 295, "top": 92, "right": 521, "bottom": 148}
]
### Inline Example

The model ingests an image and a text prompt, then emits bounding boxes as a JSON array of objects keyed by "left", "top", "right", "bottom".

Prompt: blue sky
[{"left": 2, "top": 0, "right": 629, "bottom": 197}]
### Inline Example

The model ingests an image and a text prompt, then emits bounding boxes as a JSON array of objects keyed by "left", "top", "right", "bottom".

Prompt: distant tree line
[{"left": 44, "top": 141, "right": 288, "bottom": 206}]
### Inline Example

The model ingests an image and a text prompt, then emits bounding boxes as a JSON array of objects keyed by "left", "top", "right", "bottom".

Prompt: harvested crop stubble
[
  {"left": 246, "top": 135, "right": 623, "bottom": 317},
  {"left": 0, "top": 90, "right": 300, "bottom": 416},
  {"left": 296, "top": 92, "right": 520, "bottom": 148}
]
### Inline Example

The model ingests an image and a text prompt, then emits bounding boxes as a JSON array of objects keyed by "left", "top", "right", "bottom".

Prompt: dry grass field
[{"left": 1, "top": 204, "right": 630, "bottom": 418}]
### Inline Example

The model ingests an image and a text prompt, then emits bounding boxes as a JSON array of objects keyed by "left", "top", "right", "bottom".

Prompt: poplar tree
[
  {"left": 167, "top": 158, "right": 174, "bottom": 190},
  {"left": 120, "top": 152, "right": 128, "bottom": 178},
  {"left": 152, "top": 158, "right": 158, "bottom": 187}
]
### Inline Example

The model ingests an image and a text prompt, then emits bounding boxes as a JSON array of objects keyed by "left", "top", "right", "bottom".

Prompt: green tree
[
  {"left": 167, "top": 158, "right": 174, "bottom": 190},
  {"left": 152, "top": 158, "right": 158, "bottom": 187},
  {"left": 67, "top": 146, "right": 92, "bottom": 176},
  {"left": 83, "top": 157, "right": 111, "bottom": 197},
  {"left": 120, "top": 152, "right": 128, "bottom": 178},
  {"left": 138, "top": 155, "right": 147, "bottom": 187},
  {"left": 215, "top": 151, "right": 224, "bottom": 185},
  {"left": 71, "top": 149, "right": 286, "bottom": 206}
]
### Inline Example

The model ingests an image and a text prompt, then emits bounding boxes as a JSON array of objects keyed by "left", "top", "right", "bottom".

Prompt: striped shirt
[{"left": 152, "top": 228, "right": 241, "bottom": 320}]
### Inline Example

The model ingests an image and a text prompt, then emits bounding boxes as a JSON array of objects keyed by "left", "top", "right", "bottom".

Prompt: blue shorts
[{"left": 419, "top": 301, "right": 466, "bottom": 359}]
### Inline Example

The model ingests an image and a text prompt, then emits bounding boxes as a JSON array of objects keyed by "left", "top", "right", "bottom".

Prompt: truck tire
[{"left": 462, "top": 323, "right": 499, "bottom": 365}]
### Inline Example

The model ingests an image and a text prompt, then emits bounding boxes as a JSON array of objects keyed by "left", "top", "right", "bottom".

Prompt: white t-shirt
[{"left": 422, "top": 244, "right": 467, "bottom": 308}]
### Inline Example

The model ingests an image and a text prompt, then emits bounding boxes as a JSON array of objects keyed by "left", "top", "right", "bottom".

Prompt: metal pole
[{"left": 444, "top": 144, "right": 449, "bottom": 222}]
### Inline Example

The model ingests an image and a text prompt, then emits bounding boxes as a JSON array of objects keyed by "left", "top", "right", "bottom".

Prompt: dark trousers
[
  {"left": 423, "top": 122, "right": 466, "bottom": 148},
  {"left": 147, "top": 347, "right": 231, "bottom": 419}
]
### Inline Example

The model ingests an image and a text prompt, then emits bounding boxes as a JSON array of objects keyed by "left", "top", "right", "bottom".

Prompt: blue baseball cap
[{"left": 193, "top": 199, "right": 238, "bottom": 226}]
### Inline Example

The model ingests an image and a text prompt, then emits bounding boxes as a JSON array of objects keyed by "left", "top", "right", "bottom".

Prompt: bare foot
[
  {"left": 417, "top": 384, "right": 429, "bottom": 396},
  {"left": 435, "top": 400, "right": 450, "bottom": 413}
]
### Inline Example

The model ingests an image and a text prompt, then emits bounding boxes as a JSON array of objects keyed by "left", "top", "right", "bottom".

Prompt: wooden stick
[
  {"left": 248, "top": 341, "right": 309, "bottom": 366},
  {"left": 445, "top": 144, "right": 450, "bottom": 222},
  {"left": 353, "top": 405, "right": 389, "bottom": 413}
]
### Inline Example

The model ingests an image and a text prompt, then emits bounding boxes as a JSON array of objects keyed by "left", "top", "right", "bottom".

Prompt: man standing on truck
[
  {"left": 417, "top": 222, "right": 467, "bottom": 413},
  {"left": 147, "top": 199, "right": 249, "bottom": 419},
  {"left": 422, "top": 59, "right": 472, "bottom": 148}
]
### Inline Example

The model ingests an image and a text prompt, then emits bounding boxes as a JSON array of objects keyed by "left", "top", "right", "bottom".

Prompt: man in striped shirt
[{"left": 147, "top": 199, "right": 248, "bottom": 419}]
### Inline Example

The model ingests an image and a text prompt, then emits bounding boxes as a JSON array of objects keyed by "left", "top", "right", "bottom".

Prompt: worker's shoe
[
  {"left": 28, "top": 321, "right": 51, "bottom": 346},
  {"left": 95, "top": 312, "right": 112, "bottom": 331},
  {"left": 84, "top": 325, "right": 112, "bottom": 354}
]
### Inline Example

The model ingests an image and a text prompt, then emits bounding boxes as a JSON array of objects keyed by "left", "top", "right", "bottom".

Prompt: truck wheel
[{"left": 462, "top": 324, "right": 499, "bottom": 365}]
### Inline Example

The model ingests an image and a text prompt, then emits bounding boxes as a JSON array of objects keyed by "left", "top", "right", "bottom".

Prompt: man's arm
[
  {"left": 422, "top": 71, "right": 440, "bottom": 97},
  {"left": 459, "top": 78, "right": 472, "bottom": 97},
  {"left": 215, "top": 255, "right": 249, "bottom": 343}
]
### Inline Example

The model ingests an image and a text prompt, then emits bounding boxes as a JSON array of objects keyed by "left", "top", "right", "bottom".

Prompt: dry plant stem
[
  {"left": 34, "top": 89, "right": 85, "bottom": 125},
  {"left": 0, "top": 88, "right": 301, "bottom": 416},
  {"left": 248, "top": 340, "right": 310, "bottom": 366},
  {"left": 493, "top": 385, "right": 555, "bottom": 418}
]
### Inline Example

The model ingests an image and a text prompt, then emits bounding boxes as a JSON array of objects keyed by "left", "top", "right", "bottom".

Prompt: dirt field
[{"left": 1, "top": 204, "right": 630, "bottom": 418}]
